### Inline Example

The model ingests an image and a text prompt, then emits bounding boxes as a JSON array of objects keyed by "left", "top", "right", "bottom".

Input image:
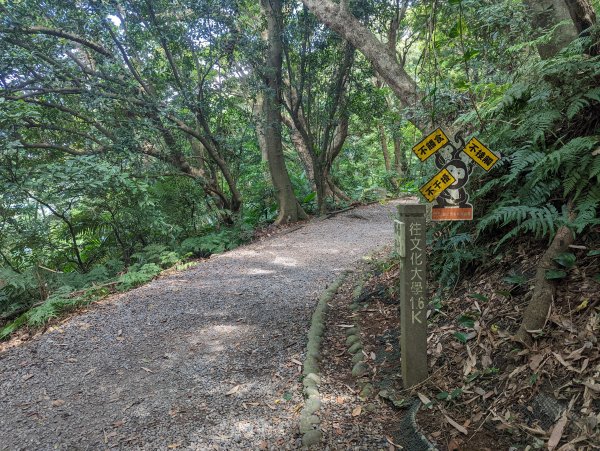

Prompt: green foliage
[
  {"left": 429, "top": 226, "right": 483, "bottom": 288},
  {"left": 431, "top": 28, "right": 600, "bottom": 288},
  {"left": 180, "top": 226, "right": 251, "bottom": 257},
  {"left": 553, "top": 252, "right": 576, "bottom": 269},
  {"left": 117, "top": 264, "right": 162, "bottom": 291},
  {"left": 545, "top": 269, "right": 567, "bottom": 280}
]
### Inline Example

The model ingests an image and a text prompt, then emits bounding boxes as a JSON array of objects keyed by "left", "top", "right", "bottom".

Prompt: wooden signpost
[
  {"left": 396, "top": 129, "right": 501, "bottom": 388},
  {"left": 396, "top": 204, "right": 428, "bottom": 388}
]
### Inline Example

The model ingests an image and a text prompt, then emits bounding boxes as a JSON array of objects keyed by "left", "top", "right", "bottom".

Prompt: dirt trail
[{"left": 0, "top": 201, "right": 403, "bottom": 450}]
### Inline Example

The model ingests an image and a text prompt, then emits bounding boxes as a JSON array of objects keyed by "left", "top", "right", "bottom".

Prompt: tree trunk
[
  {"left": 261, "top": 0, "right": 308, "bottom": 225},
  {"left": 393, "top": 135, "right": 407, "bottom": 177},
  {"left": 326, "top": 175, "right": 351, "bottom": 202},
  {"left": 282, "top": 115, "right": 316, "bottom": 191},
  {"left": 378, "top": 123, "right": 400, "bottom": 190},
  {"left": 254, "top": 94, "right": 269, "bottom": 162},
  {"left": 524, "top": 0, "right": 579, "bottom": 58},
  {"left": 378, "top": 123, "right": 392, "bottom": 172},
  {"left": 564, "top": 0, "right": 597, "bottom": 33},
  {"left": 300, "top": 0, "right": 426, "bottom": 131},
  {"left": 564, "top": 0, "right": 599, "bottom": 55},
  {"left": 313, "top": 162, "right": 328, "bottom": 215},
  {"left": 516, "top": 222, "right": 575, "bottom": 345}
]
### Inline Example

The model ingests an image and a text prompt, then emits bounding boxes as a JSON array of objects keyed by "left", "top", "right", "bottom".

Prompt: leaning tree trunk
[
  {"left": 300, "top": 0, "right": 426, "bottom": 132},
  {"left": 282, "top": 115, "right": 317, "bottom": 192},
  {"left": 564, "top": 0, "right": 599, "bottom": 55},
  {"left": 564, "top": 0, "right": 597, "bottom": 34},
  {"left": 516, "top": 221, "right": 575, "bottom": 345},
  {"left": 525, "top": 0, "right": 579, "bottom": 59},
  {"left": 326, "top": 175, "right": 351, "bottom": 202},
  {"left": 261, "top": 0, "right": 307, "bottom": 224}
]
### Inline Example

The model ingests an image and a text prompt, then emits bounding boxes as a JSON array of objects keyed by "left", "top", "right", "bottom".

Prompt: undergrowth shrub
[
  {"left": 117, "top": 263, "right": 162, "bottom": 290},
  {"left": 180, "top": 227, "right": 252, "bottom": 257}
]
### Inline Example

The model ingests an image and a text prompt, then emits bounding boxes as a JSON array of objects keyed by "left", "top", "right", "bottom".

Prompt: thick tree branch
[
  {"left": 1, "top": 26, "right": 113, "bottom": 57},
  {"left": 20, "top": 142, "right": 102, "bottom": 156},
  {"left": 300, "top": 0, "right": 425, "bottom": 130}
]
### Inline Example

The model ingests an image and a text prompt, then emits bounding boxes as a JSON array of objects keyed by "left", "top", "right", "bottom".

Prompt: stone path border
[{"left": 299, "top": 272, "right": 348, "bottom": 447}]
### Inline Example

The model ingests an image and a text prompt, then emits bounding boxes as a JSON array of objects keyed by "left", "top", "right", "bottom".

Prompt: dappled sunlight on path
[{"left": 0, "top": 201, "right": 403, "bottom": 449}]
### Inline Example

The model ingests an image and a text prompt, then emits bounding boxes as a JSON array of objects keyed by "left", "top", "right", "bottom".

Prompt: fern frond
[
  {"left": 478, "top": 205, "right": 559, "bottom": 243},
  {"left": 567, "top": 97, "right": 590, "bottom": 120},
  {"left": 584, "top": 87, "right": 600, "bottom": 103}
]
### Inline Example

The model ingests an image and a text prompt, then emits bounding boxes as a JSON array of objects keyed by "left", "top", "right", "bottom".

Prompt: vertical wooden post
[{"left": 397, "top": 204, "right": 428, "bottom": 388}]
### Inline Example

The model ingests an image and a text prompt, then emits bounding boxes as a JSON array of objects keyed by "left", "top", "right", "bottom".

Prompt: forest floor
[
  {"left": 315, "top": 239, "right": 599, "bottom": 451},
  {"left": 0, "top": 199, "right": 406, "bottom": 450}
]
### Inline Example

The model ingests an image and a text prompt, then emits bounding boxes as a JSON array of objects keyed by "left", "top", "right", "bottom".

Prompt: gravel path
[{"left": 0, "top": 201, "right": 401, "bottom": 450}]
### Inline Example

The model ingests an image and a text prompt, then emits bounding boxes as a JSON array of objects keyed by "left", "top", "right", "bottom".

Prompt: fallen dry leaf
[
  {"left": 548, "top": 411, "right": 568, "bottom": 451},
  {"left": 351, "top": 405, "right": 362, "bottom": 417},
  {"left": 529, "top": 353, "right": 545, "bottom": 371},
  {"left": 51, "top": 399, "right": 65, "bottom": 407},
  {"left": 385, "top": 435, "right": 402, "bottom": 448},
  {"left": 444, "top": 413, "right": 468, "bottom": 435},
  {"left": 448, "top": 437, "right": 462, "bottom": 451},
  {"left": 226, "top": 385, "right": 241, "bottom": 395},
  {"left": 417, "top": 392, "right": 432, "bottom": 407}
]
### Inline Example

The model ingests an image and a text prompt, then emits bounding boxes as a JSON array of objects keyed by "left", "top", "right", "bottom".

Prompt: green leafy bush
[
  {"left": 117, "top": 263, "right": 162, "bottom": 291},
  {"left": 180, "top": 228, "right": 250, "bottom": 257}
]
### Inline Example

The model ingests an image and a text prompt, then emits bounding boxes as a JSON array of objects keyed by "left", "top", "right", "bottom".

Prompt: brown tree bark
[
  {"left": 564, "top": 0, "right": 597, "bottom": 34},
  {"left": 260, "top": 0, "right": 307, "bottom": 224},
  {"left": 516, "top": 221, "right": 575, "bottom": 345},
  {"left": 283, "top": 37, "right": 354, "bottom": 214},
  {"left": 524, "top": 0, "right": 579, "bottom": 59},
  {"left": 281, "top": 115, "right": 316, "bottom": 191},
  {"left": 564, "top": 0, "right": 599, "bottom": 55},
  {"left": 299, "top": 0, "right": 425, "bottom": 131}
]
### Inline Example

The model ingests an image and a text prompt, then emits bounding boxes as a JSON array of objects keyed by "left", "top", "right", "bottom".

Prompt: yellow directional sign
[
  {"left": 412, "top": 128, "right": 449, "bottom": 162},
  {"left": 419, "top": 168, "right": 456, "bottom": 202},
  {"left": 462, "top": 137, "right": 499, "bottom": 171}
]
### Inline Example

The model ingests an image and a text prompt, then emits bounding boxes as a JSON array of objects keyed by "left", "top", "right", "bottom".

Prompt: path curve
[{"left": 0, "top": 201, "right": 401, "bottom": 450}]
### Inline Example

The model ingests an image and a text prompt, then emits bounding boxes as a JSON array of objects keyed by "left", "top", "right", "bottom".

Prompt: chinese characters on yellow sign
[
  {"left": 411, "top": 128, "right": 449, "bottom": 162},
  {"left": 462, "top": 137, "right": 499, "bottom": 172},
  {"left": 418, "top": 168, "right": 456, "bottom": 202},
  {"left": 414, "top": 128, "right": 501, "bottom": 220}
]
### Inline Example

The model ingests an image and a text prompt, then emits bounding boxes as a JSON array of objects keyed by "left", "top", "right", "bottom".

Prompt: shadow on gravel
[{"left": 0, "top": 201, "right": 402, "bottom": 449}]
